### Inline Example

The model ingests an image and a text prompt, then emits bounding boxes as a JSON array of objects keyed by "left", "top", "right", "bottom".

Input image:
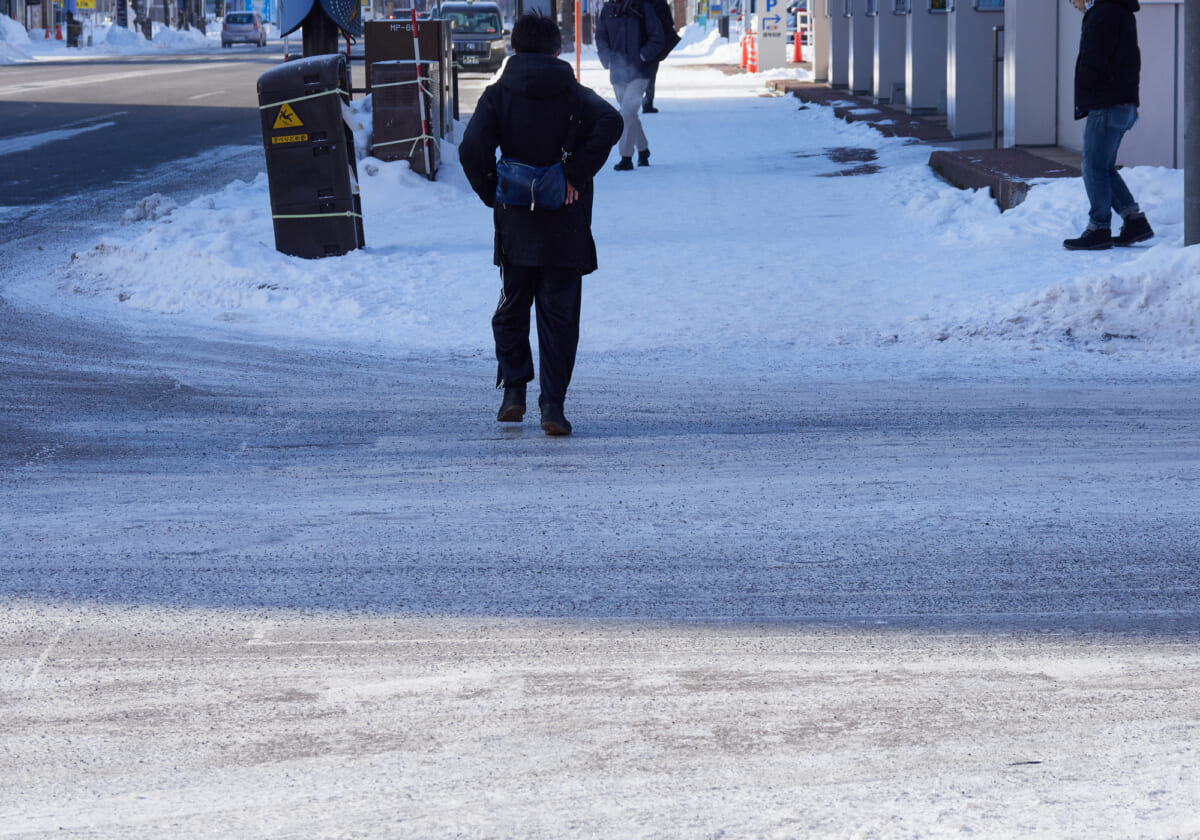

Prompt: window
[{"left": 445, "top": 10, "right": 502, "bottom": 33}]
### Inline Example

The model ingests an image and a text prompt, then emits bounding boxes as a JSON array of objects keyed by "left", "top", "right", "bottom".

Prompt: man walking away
[
  {"left": 460, "top": 14, "right": 623, "bottom": 436},
  {"left": 596, "top": 0, "right": 666, "bottom": 170},
  {"left": 1063, "top": 0, "right": 1154, "bottom": 251},
  {"left": 642, "top": 0, "right": 681, "bottom": 114}
]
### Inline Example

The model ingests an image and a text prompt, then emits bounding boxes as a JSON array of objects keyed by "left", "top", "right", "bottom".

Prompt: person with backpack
[
  {"left": 459, "top": 14, "right": 623, "bottom": 436},
  {"left": 596, "top": 0, "right": 666, "bottom": 170},
  {"left": 642, "top": 0, "right": 681, "bottom": 114}
]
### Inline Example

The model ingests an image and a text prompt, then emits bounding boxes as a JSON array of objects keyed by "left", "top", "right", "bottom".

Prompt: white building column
[
  {"left": 946, "top": 0, "right": 1005, "bottom": 138},
  {"left": 1003, "top": 0, "right": 1056, "bottom": 147},
  {"left": 873, "top": 2, "right": 907, "bottom": 104},
  {"left": 828, "top": 0, "right": 851, "bottom": 87},
  {"left": 810, "top": 1, "right": 832, "bottom": 82},
  {"left": 906, "top": 2, "right": 947, "bottom": 114},
  {"left": 848, "top": 1, "right": 875, "bottom": 93}
]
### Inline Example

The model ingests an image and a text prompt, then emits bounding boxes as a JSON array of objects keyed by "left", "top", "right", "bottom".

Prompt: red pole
[
  {"left": 411, "top": 8, "right": 432, "bottom": 177},
  {"left": 574, "top": 0, "right": 582, "bottom": 82}
]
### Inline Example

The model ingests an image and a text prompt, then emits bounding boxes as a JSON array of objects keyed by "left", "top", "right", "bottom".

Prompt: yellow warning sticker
[
  {"left": 271, "top": 133, "right": 309, "bottom": 145},
  {"left": 273, "top": 103, "right": 304, "bottom": 130}
]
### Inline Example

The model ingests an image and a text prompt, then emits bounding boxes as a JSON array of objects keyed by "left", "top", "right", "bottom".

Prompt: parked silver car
[{"left": 222, "top": 12, "right": 267, "bottom": 48}]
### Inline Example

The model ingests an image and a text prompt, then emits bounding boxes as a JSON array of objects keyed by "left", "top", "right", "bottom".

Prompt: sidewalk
[{"left": 767, "top": 78, "right": 1082, "bottom": 211}]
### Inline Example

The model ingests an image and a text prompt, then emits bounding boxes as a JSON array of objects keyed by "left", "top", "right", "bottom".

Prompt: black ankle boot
[
  {"left": 540, "top": 404, "right": 572, "bottom": 436},
  {"left": 637, "top": 149, "right": 650, "bottom": 167},
  {"left": 613, "top": 157, "right": 634, "bottom": 171},
  {"left": 1114, "top": 214, "right": 1153, "bottom": 246},
  {"left": 497, "top": 385, "right": 526, "bottom": 422},
  {"left": 1063, "top": 227, "right": 1112, "bottom": 251}
]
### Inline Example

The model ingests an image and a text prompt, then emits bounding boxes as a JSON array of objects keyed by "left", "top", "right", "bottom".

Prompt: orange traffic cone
[
  {"left": 55, "top": 23, "right": 63, "bottom": 40},
  {"left": 791, "top": 25, "right": 804, "bottom": 63},
  {"left": 748, "top": 33, "right": 758, "bottom": 73},
  {"left": 740, "top": 32, "right": 748, "bottom": 69}
]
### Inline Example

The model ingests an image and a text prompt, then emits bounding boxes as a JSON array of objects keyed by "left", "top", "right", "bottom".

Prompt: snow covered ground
[
  {"left": 3, "top": 27, "right": 1200, "bottom": 840},
  {"left": 11, "top": 29, "right": 1195, "bottom": 375}
]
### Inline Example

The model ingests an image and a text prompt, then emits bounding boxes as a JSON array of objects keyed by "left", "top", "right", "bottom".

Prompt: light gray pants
[{"left": 613, "top": 78, "right": 649, "bottom": 159}]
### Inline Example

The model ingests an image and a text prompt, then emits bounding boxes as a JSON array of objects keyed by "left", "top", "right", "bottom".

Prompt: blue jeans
[{"left": 1082, "top": 104, "right": 1141, "bottom": 229}]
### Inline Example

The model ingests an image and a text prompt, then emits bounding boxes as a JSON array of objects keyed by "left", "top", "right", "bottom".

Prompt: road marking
[
  {"left": 0, "top": 115, "right": 122, "bottom": 156},
  {"left": 23, "top": 621, "right": 69, "bottom": 690},
  {"left": 0, "top": 63, "right": 236, "bottom": 98},
  {"left": 187, "top": 89, "right": 229, "bottom": 101}
]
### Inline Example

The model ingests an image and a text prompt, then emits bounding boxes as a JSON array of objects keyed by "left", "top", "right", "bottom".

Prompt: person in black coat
[
  {"left": 1063, "top": 0, "right": 1153, "bottom": 250},
  {"left": 460, "top": 14, "right": 623, "bottom": 436},
  {"left": 596, "top": 0, "right": 666, "bottom": 170},
  {"left": 641, "top": 0, "right": 681, "bottom": 114}
]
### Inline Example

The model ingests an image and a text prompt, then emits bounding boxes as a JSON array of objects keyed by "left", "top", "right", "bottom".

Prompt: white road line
[
  {"left": 0, "top": 117, "right": 121, "bottom": 156},
  {"left": 186, "top": 89, "right": 229, "bottom": 101},
  {"left": 23, "top": 621, "right": 68, "bottom": 690},
  {"left": 248, "top": 621, "right": 271, "bottom": 646}
]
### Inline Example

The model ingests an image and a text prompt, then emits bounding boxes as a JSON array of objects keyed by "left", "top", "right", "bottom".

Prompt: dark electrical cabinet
[
  {"left": 257, "top": 54, "right": 365, "bottom": 259},
  {"left": 370, "top": 60, "right": 442, "bottom": 178},
  {"left": 364, "top": 18, "right": 454, "bottom": 142}
]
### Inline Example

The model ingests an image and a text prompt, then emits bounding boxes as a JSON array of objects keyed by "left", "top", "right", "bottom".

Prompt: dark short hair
[{"left": 510, "top": 13, "right": 562, "bottom": 55}]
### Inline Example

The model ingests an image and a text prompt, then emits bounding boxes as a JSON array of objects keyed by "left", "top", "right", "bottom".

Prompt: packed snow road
[{"left": 2, "top": 32, "right": 1199, "bottom": 839}]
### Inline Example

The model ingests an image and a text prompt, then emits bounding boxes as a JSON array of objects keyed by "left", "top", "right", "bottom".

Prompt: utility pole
[
  {"left": 1187, "top": 0, "right": 1199, "bottom": 246},
  {"left": 302, "top": 6, "right": 341, "bottom": 55}
]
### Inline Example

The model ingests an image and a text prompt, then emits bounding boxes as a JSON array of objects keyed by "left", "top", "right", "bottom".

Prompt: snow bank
[
  {"left": 7, "top": 20, "right": 222, "bottom": 59},
  {"left": 102, "top": 24, "right": 146, "bottom": 51},
  {"left": 0, "top": 14, "right": 33, "bottom": 64},
  {"left": 673, "top": 22, "right": 743, "bottom": 65},
  {"left": 916, "top": 168, "right": 1197, "bottom": 351},
  {"left": 94, "top": 22, "right": 218, "bottom": 54}
]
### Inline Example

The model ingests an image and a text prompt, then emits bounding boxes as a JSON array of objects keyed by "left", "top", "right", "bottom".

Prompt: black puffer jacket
[
  {"left": 460, "top": 53, "right": 623, "bottom": 273},
  {"left": 596, "top": 0, "right": 667, "bottom": 85},
  {"left": 1074, "top": 0, "right": 1140, "bottom": 119}
]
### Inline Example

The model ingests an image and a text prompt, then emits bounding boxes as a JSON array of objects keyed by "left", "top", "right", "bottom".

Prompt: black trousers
[
  {"left": 493, "top": 261, "right": 583, "bottom": 408},
  {"left": 644, "top": 61, "right": 660, "bottom": 108}
]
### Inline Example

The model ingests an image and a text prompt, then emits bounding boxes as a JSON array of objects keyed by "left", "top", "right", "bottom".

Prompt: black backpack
[{"left": 651, "top": 0, "right": 681, "bottom": 62}]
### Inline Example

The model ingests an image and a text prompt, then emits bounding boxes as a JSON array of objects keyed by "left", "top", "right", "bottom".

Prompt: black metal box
[
  {"left": 370, "top": 59, "right": 442, "bottom": 179},
  {"left": 257, "top": 54, "right": 365, "bottom": 259}
]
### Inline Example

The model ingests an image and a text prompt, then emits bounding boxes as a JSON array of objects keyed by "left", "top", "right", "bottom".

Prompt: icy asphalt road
[
  {"left": 2, "top": 50, "right": 1199, "bottom": 839},
  {"left": 2, "top": 303, "right": 1199, "bottom": 837}
]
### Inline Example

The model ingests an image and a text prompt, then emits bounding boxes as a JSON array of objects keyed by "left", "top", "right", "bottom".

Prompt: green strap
[
  {"left": 272, "top": 210, "right": 362, "bottom": 220},
  {"left": 371, "top": 78, "right": 435, "bottom": 93},
  {"left": 372, "top": 134, "right": 441, "bottom": 156},
  {"left": 259, "top": 88, "right": 350, "bottom": 111}
]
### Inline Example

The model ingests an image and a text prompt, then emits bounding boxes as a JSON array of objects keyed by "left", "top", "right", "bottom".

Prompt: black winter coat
[
  {"left": 459, "top": 53, "right": 623, "bottom": 274},
  {"left": 596, "top": 0, "right": 667, "bottom": 85},
  {"left": 1074, "top": 0, "right": 1140, "bottom": 119}
]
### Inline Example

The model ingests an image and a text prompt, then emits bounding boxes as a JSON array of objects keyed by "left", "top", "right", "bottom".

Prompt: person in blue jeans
[{"left": 1063, "top": 0, "right": 1154, "bottom": 251}]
